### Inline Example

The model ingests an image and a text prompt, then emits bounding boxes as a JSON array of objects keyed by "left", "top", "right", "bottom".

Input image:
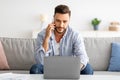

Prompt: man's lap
[{"left": 30, "top": 63, "right": 94, "bottom": 75}]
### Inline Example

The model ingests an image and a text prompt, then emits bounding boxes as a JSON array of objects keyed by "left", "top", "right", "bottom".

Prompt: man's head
[
  {"left": 54, "top": 4, "right": 71, "bottom": 17},
  {"left": 53, "top": 5, "right": 71, "bottom": 34}
]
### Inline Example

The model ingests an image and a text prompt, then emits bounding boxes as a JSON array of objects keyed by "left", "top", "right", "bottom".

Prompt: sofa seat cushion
[
  {"left": 0, "top": 71, "right": 120, "bottom": 75},
  {"left": 0, "top": 70, "right": 29, "bottom": 74},
  {"left": 94, "top": 71, "right": 120, "bottom": 75}
]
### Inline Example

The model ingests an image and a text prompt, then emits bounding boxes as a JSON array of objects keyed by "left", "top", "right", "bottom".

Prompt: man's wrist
[
  {"left": 80, "top": 63, "right": 84, "bottom": 70},
  {"left": 44, "top": 36, "right": 50, "bottom": 41}
]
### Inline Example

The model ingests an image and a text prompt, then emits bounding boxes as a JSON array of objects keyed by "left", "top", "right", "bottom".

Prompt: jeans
[
  {"left": 30, "top": 64, "right": 44, "bottom": 74},
  {"left": 30, "top": 63, "right": 94, "bottom": 75}
]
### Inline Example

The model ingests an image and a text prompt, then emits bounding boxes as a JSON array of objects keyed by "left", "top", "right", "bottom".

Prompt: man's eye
[{"left": 64, "top": 21, "right": 67, "bottom": 23}]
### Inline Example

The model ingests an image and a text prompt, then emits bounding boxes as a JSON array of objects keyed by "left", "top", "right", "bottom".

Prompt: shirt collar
[{"left": 62, "top": 26, "right": 69, "bottom": 38}]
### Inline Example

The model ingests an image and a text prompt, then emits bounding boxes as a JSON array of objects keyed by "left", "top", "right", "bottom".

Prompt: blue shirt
[{"left": 35, "top": 26, "right": 89, "bottom": 68}]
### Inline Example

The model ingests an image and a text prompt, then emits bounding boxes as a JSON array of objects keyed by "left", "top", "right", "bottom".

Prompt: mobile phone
[{"left": 52, "top": 20, "right": 55, "bottom": 30}]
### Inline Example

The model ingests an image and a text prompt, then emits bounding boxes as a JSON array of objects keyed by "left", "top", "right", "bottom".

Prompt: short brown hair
[{"left": 54, "top": 4, "right": 71, "bottom": 17}]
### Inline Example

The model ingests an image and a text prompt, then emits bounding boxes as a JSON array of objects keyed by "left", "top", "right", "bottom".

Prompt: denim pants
[{"left": 30, "top": 63, "right": 94, "bottom": 75}]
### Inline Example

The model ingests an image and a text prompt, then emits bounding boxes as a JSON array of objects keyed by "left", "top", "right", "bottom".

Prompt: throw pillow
[
  {"left": 108, "top": 42, "right": 120, "bottom": 71},
  {"left": 0, "top": 41, "right": 10, "bottom": 69}
]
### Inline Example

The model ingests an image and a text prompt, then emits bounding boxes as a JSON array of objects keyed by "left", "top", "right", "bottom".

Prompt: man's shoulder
[
  {"left": 68, "top": 27, "right": 83, "bottom": 39},
  {"left": 37, "top": 29, "right": 46, "bottom": 37},
  {"left": 67, "top": 27, "right": 83, "bottom": 43},
  {"left": 68, "top": 27, "right": 80, "bottom": 36}
]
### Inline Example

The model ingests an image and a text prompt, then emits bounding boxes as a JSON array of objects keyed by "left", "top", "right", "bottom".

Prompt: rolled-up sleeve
[
  {"left": 35, "top": 32, "right": 52, "bottom": 65},
  {"left": 73, "top": 34, "right": 89, "bottom": 69}
]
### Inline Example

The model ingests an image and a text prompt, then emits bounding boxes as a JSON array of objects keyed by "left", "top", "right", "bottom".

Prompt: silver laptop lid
[{"left": 44, "top": 56, "right": 80, "bottom": 79}]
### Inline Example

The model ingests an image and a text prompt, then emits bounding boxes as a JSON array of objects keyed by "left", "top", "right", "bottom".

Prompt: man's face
[{"left": 54, "top": 13, "right": 70, "bottom": 34}]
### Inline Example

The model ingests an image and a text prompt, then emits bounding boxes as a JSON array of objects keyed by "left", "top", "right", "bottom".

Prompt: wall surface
[{"left": 0, "top": 0, "right": 120, "bottom": 38}]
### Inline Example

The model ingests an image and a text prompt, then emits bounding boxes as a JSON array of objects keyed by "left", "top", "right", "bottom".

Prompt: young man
[{"left": 30, "top": 4, "right": 93, "bottom": 74}]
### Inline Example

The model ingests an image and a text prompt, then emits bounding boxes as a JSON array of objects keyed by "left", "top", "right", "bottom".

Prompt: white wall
[{"left": 0, "top": 0, "right": 120, "bottom": 38}]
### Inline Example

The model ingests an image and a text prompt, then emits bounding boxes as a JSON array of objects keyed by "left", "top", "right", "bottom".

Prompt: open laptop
[{"left": 44, "top": 56, "right": 80, "bottom": 79}]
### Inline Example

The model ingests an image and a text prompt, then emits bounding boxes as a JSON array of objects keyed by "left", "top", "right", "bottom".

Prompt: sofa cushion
[
  {"left": 94, "top": 71, "right": 120, "bottom": 75},
  {"left": 0, "top": 38, "right": 36, "bottom": 70},
  {"left": 84, "top": 37, "right": 120, "bottom": 71},
  {"left": 0, "top": 41, "right": 9, "bottom": 69},
  {"left": 108, "top": 42, "right": 120, "bottom": 71}
]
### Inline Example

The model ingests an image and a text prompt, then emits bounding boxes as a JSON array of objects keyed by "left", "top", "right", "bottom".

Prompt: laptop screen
[{"left": 44, "top": 56, "right": 80, "bottom": 79}]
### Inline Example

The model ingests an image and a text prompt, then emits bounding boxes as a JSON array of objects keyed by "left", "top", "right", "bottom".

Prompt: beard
[{"left": 54, "top": 27, "right": 66, "bottom": 34}]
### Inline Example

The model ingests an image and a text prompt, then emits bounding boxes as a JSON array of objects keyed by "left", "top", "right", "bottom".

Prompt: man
[{"left": 30, "top": 4, "right": 93, "bottom": 74}]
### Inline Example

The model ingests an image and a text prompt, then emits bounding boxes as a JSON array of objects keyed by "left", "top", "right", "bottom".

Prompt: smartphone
[{"left": 52, "top": 20, "right": 56, "bottom": 30}]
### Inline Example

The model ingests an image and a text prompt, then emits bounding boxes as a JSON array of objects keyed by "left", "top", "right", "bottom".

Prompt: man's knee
[
  {"left": 29, "top": 64, "right": 44, "bottom": 74},
  {"left": 81, "top": 63, "right": 94, "bottom": 75}
]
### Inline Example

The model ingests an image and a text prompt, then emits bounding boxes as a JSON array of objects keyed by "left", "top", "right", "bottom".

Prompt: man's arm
[
  {"left": 42, "top": 23, "right": 55, "bottom": 52},
  {"left": 73, "top": 34, "right": 89, "bottom": 70},
  {"left": 35, "top": 23, "right": 55, "bottom": 64},
  {"left": 42, "top": 37, "right": 50, "bottom": 52}
]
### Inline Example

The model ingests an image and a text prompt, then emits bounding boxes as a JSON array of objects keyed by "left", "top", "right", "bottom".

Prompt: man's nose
[{"left": 59, "top": 22, "right": 64, "bottom": 27}]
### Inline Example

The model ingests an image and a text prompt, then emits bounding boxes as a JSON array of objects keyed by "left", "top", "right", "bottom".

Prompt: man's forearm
[{"left": 42, "top": 37, "right": 49, "bottom": 52}]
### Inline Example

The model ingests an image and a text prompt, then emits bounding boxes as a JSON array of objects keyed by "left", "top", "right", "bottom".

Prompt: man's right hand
[
  {"left": 42, "top": 23, "right": 55, "bottom": 52},
  {"left": 45, "top": 23, "right": 55, "bottom": 39}
]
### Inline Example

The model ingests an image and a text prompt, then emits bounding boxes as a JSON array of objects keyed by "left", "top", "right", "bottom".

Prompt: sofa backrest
[
  {"left": 1, "top": 37, "right": 120, "bottom": 71},
  {"left": 0, "top": 37, "right": 36, "bottom": 70},
  {"left": 84, "top": 37, "right": 120, "bottom": 71}
]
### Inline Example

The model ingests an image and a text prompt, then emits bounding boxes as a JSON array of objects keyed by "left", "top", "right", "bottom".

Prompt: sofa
[{"left": 0, "top": 37, "right": 120, "bottom": 75}]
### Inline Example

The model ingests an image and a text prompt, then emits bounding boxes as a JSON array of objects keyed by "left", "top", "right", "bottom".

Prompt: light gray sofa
[{"left": 0, "top": 37, "right": 120, "bottom": 75}]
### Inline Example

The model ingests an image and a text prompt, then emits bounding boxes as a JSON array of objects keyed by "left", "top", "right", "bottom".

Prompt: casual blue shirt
[{"left": 35, "top": 26, "right": 89, "bottom": 68}]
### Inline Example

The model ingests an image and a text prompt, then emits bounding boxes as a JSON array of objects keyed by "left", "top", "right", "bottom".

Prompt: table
[
  {"left": 0, "top": 73, "right": 120, "bottom": 80},
  {"left": 30, "top": 75, "right": 120, "bottom": 80},
  {"left": 17, "top": 74, "right": 120, "bottom": 80}
]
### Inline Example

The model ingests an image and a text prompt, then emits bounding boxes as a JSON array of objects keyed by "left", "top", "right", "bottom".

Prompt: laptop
[{"left": 44, "top": 56, "right": 80, "bottom": 79}]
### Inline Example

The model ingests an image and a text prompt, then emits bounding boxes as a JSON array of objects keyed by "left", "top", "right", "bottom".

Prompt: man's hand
[
  {"left": 42, "top": 23, "right": 55, "bottom": 52},
  {"left": 80, "top": 63, "right": 84, "bottom": 71},
  {"left": 45, "top": 23, "right": 55, "bottom": 39}
]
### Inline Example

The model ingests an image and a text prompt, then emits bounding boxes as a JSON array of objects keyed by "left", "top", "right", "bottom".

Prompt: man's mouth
[{"left": 55, "top": 27, "right": 65, "bottom": 34}]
